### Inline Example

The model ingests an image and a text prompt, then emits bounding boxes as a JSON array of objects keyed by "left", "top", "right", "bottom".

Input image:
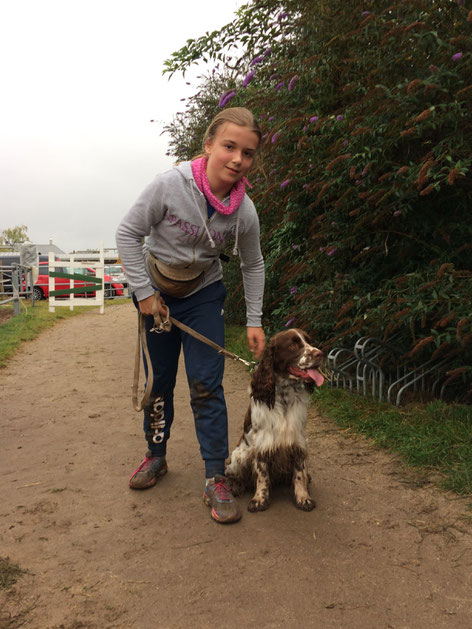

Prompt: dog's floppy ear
[{"left": 251, "top": 343, "right": 276, "bottom": 409}]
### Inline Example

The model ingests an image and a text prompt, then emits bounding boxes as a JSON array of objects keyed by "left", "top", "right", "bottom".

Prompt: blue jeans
[{"left": 134, "top": 281, "right": 228, "bottom": 478}]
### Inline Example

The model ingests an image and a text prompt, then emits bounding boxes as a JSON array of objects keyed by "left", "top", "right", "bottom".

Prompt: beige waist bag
[{"left": 147, "top": 252, "right": 205, "bottom": 298}]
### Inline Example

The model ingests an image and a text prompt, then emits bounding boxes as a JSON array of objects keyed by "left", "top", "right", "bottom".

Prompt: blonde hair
[
  {"left": 192, "top": 107, "right": 262, "bottom": 161},
  {"left": 202, "top": 107, "right": 262, "bottom": 150}
]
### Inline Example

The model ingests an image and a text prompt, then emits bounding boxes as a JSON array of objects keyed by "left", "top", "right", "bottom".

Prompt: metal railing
[{"left": 0, "top": 263, "right": 35, "bottom": 314}]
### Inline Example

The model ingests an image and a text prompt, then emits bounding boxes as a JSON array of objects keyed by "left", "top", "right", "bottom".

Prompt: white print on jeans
[{"left": 149, "top": 396, "right": 165, "bottom": 444}]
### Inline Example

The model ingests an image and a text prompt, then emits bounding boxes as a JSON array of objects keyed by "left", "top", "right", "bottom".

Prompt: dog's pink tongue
[
  {"left": 289, "top": 365, "right": 325, "bottom": 386},
  {"left": 306, "top": 368, "right": 324, "bottom": 387}
]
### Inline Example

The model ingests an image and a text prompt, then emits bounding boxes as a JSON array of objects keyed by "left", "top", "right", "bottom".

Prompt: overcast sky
[{"left": 1, "top": 0, "right": 245, "bottom": 253}]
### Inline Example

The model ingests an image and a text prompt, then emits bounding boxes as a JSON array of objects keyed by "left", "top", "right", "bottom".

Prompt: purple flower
[
  {"left": 262, "top": 133, "right": 269, "bottom": 141},
  {"left": 394, "top": 210, "right": 402, "bottom": 216},
  {"left": 278, "top": 11, "right": 289, "bottom": 20},
  {"left": 280, "top": 178, "right": 290, "bottom": 188},
  {"left": 327, "top": 247, "right": 337, "bottom": 256},
  {"left": 275, "top": 81, "right": 285, "bottom": 91},
  {"left": 292, "top": 244, "right": 298, "bottom": 249},
  {"left": 263, "top": 47, "right": 272, "bottom": 55},
  {"left": 361, "top": 11, "right": 370, "bottom": 16},
  {"left": 309, "top": 116, "right": 319, "bottom": 123},
  {"left": 452, "top": 52, "right": 463, "bottom": 62},
  {"left": 218, "top": 90, "right": 236, "bottom": 108},
  {"left": 243, "top": 70, "right": 256, "bottom": 87},
  {"left": 288, "top": 75, "right": 298, "bottom": 91},
  {"left": 290, "top": 286, "right": 297, "bottom": 295},
  {"left": 250, "top": 55, "right": 265, "bottom": 66},
  {"left": 268, "top": 115, "right": 275, "bottom": 121},
  {"left": 271, "top": 132, "right": 279, "bottom": 144},
  {"left": 343, "top": 139, "right": 349, "bottom": 146},
  {"left": 285, "top": 317, "right": 295, "bottom": 327},
  {"left": 336, "top": 115, "right": 344, "bottom": 121}
]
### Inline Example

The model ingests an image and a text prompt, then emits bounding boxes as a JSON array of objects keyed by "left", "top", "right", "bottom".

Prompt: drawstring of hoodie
[
  {"left": 190, "top": 183, "right": 216, "bottom": 248},
  {"left": 232, "top": 210, "right": 240, "bottom": 256},
  {"left": 190, "top": 179, "right": 241, "bottom": 256}
]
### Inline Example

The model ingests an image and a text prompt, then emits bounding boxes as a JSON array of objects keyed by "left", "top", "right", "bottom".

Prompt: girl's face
[{"left": 205, "top": 122, "right": 259, "bottom": 200}]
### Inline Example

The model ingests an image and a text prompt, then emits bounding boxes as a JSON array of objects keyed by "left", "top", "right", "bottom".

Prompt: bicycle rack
[{"left": 328, "top": 335, "right": 456, "bottom": 406}]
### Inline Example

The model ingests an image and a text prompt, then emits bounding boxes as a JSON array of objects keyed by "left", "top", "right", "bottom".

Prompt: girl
[{"left": 116, "top": 107, "right": 265, "bottom": 524}]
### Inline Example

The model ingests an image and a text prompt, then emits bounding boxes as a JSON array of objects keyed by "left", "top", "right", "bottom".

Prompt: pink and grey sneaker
[
  {"left": 129, "top": 452, "right": 167, "bottom": 489},
  {"left": 203, "top": 475, "right": 242, "bottom": 524}
]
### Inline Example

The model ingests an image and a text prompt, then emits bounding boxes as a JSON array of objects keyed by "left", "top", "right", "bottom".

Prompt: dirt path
[{"left": 1, "top": 302, "right": 471, "bottom": 629}]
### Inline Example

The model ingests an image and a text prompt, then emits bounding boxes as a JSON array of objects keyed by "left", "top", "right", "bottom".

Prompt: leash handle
[
  {"left": 132, "top": 312, "right": 154, "bottom": 412},
  {"left": 133, "top": 292, "right": 170, "bottom": 412}
]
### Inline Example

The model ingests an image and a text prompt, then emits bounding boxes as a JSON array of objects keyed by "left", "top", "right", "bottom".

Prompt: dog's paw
[
  {"left": 247, "top": 498, "right": 269, "bottom": 512},
  {"left": 296, "top": 497, "right": 316, "bottom": 511}
]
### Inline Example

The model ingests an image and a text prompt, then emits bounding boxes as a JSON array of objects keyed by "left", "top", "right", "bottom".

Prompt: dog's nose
[{"left": 311, "top": 349, "right": 323, "bottom": 361}]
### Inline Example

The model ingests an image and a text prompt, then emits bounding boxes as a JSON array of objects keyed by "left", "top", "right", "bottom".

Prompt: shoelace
[
  {"left": 211, "top": 480, "right": 231, "bottom": 502},
  {"left": 132, "top": 457, "right": 157, "bottom": 475}
]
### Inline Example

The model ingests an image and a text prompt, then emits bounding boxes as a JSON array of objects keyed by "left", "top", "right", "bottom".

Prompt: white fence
[{"left": 48, "top": 246, "right": 105, "bottom": 314}]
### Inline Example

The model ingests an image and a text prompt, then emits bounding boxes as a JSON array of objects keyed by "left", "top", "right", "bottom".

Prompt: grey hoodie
[{"left": 115, "top": 161, "right": 264, "bottom": 327}]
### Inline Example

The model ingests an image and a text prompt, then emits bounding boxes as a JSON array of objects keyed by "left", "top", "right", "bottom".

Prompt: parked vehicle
[
  {"left": 104, "top": 264, "right": 128, "bottom": 287},
  {"left": 31, "top": 262, "right": 124, "bottom": 300}
]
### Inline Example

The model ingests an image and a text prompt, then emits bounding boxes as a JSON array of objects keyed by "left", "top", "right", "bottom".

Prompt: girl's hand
[
  {"left": 138, "top": 294, "right": 168, "bottom": 318},
  {"left": 247, "top": 326, "right": 266, "bottom": 359}
]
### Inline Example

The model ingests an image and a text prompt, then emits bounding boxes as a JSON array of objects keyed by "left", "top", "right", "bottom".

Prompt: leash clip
[
  {"left": 150, "top": 294, "right": 172, "bottom": 333},
  {"left": 150, "top": 318, "right": 171, "bottom": 334},
  {"left": 220, "top": 350, "right": 256, "bottom": 369}
]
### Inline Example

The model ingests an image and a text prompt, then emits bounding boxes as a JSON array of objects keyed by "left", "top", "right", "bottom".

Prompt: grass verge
[
  {"left": 225, "top": 325, "right": 472, "bottom": 500},
  {"left": 314, "top": 387, "right": 472, "bottom": 498},
  {"left": 0, "top": 298, "right": 129, "bottom": 368},
  {"left": 225, "top": 325, "right": 254, "bottom": 364}
]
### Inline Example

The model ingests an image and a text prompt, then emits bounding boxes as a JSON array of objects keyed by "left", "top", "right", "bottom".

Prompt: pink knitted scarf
[{"left": 191, "top": 156, "right": 251, "bottom": 216}]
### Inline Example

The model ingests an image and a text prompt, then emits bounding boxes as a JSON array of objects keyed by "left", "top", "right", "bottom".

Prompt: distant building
[
  {"left": 31, "top": 239, "right": 65, "bottom": 256},
  {"left": 6, "top": 238, "right": 65, "bottom": 256}
]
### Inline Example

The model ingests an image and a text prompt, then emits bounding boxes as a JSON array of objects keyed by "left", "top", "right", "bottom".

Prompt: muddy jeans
[{"left": 134, "top": 281, "right": 228, "bottom": 478}]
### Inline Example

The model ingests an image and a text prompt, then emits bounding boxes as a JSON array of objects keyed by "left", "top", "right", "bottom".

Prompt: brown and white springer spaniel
[{"left": 225, "top": 328, "right": 324, "bottom": 512}]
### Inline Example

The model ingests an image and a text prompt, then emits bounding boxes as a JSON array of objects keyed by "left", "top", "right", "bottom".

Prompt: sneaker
[
  {"left": 203, "top": 475, "right": 242, "bottom": 524},
  {"left": 129, "top": 452, "right": 167, "bottom": 489}
]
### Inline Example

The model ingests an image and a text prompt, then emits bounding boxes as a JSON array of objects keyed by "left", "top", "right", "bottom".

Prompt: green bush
[{"left": 164, "top": 0, "right": 472, "bottom": 400}]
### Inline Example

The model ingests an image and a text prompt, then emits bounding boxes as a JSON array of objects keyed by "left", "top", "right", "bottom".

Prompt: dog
[{"left": 225, "top": 328, "right": 324, "bottom": 512}]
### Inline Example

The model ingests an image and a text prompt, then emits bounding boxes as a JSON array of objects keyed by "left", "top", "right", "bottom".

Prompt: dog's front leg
[
  {"left": 248, "top": 454, "right": 270, "bottom": 512},
  {"left": 293, "top": 459, "right": 316, "bottom": 511}
]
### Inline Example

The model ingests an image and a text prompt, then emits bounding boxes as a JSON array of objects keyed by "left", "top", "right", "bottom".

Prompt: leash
[{"left": 132, "top": 293, "right": 255, "bottom": 412}]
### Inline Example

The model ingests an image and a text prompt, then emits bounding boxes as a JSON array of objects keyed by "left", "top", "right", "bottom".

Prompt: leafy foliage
[
  {"left": 0, "top": 225, "right": 30, "bottom": 247},
  {"left": 163, "top": 0, "right": 472, "bottom": 400}
]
